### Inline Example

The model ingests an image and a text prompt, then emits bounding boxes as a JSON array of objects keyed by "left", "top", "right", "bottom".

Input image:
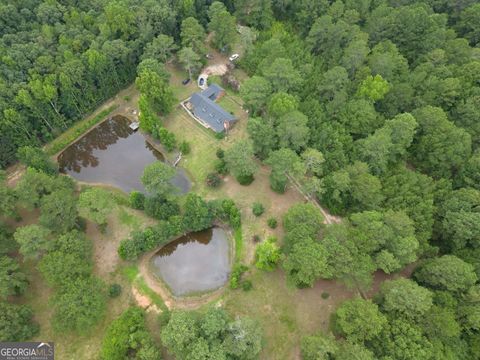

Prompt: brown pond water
[
  {"left": 58, "top": 115, "right": 190, "bottom": 193},
  {"left": 150, "top": 227, "right": 231, "bottom": 296}
]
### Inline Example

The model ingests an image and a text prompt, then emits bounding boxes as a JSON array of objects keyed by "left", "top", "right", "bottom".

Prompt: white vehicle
[{"left": 229, "top": 54, "right": 239, "bottom": 62}]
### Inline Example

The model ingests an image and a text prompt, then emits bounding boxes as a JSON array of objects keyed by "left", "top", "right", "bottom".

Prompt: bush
[
  {"left": 321, "top": 292, "right": 330, "bottom": 299},
  {"left": 230, "top": 264, "right": 248, "bottom": 289},
  {"left": 242, "top": 280, "right": 253, "bottom": 291},
  {"left": 206, "top": 173, "right": 222, "bottom": 188},
  {"left": 215, "top": 159, "right": 229, "bottom": 175},
  {"left": 215, "top": 131, "right": 225, "bottom": 140},
  {"left": 179, "top": 140, "right": 191, "bottom": 155},
  {"left": 129, "top": 191, "right": 145, "bottom": 210},
  {"left": 158, "top": 128, "right": 176, "bottom": 152},
  {"left": 108, "top": 284, "right": 122, "bottom": 298},
  {"left": 252, "top": 234, "right": 261, "bottom": 242},
  {"left": 144, "top": 196, "right": 180, "bottom": 220},
  {"left": 255, "top": 238, "right": 282, "bottom": 271},
  {"left": 267, "top": 217, "right": 278, "bottom": 229},
  {"left": 237, "top": 174, "right": 254, "bottom": 186},
  {"left": 216, "top": 148, "right": 225, "bottom": 159},
  {"left": 101, "top": 307, "right": 160, "bottom": 360},
  {"left": 17, "top": 146, "right": 58, "bottom": 175},
  {"left": 252, "top": 202, "right": 265, "bottom": 217}
]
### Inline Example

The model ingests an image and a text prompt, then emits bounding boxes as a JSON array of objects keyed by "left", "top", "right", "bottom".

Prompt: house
[{"left": 186, "top": 84, "right": 236, "bottom": 133}]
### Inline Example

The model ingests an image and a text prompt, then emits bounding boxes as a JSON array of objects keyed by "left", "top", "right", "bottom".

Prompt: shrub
[
  {"left": 242, "top": 280, "right": 253, "bottom": 291},
  {"left": 215, "top": 131, "right": 225, "bottom": 140},
  {"left": 17, "top": 146, "right": 58, "bottom": 175},
  {"left": 179, "top": 140, "right": 191, "bottom": 155},
  {"left": 108, "top": 284, "right": 122, "bottom": 298},
  {"left": 101, "top": 307, "right": 160, "bottom": 359},
  {"left": 216, "top": 148, "right": 225, "bottom": 159},
  {"left": 129, "top": 191, "right": 145, "bottom": 210},
  {"left": 321, "top": 292, "right": 330, "bottom": 299},
  {"left": 158, "top": 128, "right": 176, "bottom": 152},
  {"left": 237, "top": 174, "right": 254, "bottom": 185},
  {"left": 252, "top": 234, "right": 261, "bottom": 243},
  {"left": 252, "top": 202, "right": 265, "bottom": 217},
  {"left": 215, "top": 159, "right": 229, "bottom": 175},
  {"left": 144, "top": 196, "right": 180, "bottom": 220},
  {"left": 230, "top": 264, "right": 248, "bottom": 289},
  {"left": 267, "top": 217, "right": 277, "bottom": 229},
  {"left": 255, "top": 238, "right": 282, "bottom": 271},
  {"left": 206, "top": 173, "right": 222, "bottom": 188}
]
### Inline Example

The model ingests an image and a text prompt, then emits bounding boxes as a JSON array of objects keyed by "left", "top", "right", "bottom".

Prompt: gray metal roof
[
  {"left": 201, "top": 83, "right": 224, "bottom": 101},
  {"left": 190, "top": 88, "right": 235, "bottom": 132}
]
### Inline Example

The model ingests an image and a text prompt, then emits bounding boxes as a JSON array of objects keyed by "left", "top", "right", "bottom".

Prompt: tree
[
  {"left": 178, "top": 47, "right": 202, "bottom": 80},
  {"left": 161, "top": 311, "right": 199, "bottom": 358},
  {"left": 101, "top": 307, "right": 160, "bottom": 360},
  {"left": 78, "top": 188, "right": 113, "bottom": 229},
  {"left": 224, "top": 140, "right": 258, "bottom": 185},
  {"left": 267, "top": 92, "right": 298, "bottom": 118},
  {"left": 414, "top": 255, "right": 477, "bottom": 293},
  {"left": 142, "top": 34, "right": 177, "bottom": 63},
  {"left": 336, "top": 341, "right": 375, "bottom": 360},
  {"left": 16, "top": 146, "right": 58, "bottom": 175},
  {"left": 208, "top": 2, "right": 237, "bottom": 51},
  {"left": 321, "top": 162, "right": 384, "bottom": 215},
  {"left": 0, "top": 171, "right": 17, "bottom": 218},
  {"left": 0, "top": 302, "right": 39, "bottom": 341},
  {"left": 301, "top": 332, "right": 338, "bottom": 360},
  {"left": 357, "top": 74, "right": 390, "bottom": 102},
  {"left": 182, "top": 193, "right": 213, "bottom": 232},
  {"left": 141, "top": 161, "right": 178, "bottom": 197},
  {"left": 255, "top": 238, "right": 282, "bottom": 271},
  {"left": 223, "top": 317, "right": 263, "bottom": 359},
  {"left": 283, "top": 238, "right": 331, "bottom": 287},
  {"left": 136, "top": 69, "right": 175, "bottom": 116},
  {"left": 276, "top": 110, "right": 309, "bottom": 151},
  {"left": 0, "top": 256, "right": 27, "bottom": 299},
  {"left": 14, "top": 224, "right": 51, "bottom": 259},
  {"left": 301, "top": 148, "right": 325, "bottom": 177},
  {"left": 239, "top": 76, "right": 272, "bottom": 114},
  {"left": 39, "top": 189, "right": 78, "bottom": 233},
  {"left": 263, "top": 58, "right": 302, "bottom": 93},
  {"left": 235, "top": 0, "right": 273, "bottom": 29},
  {"left": 181, "top": 17, "right": 206, "bottom": 54},
  {"left": 439, "top": 188, "right": 480, "bottom": 251},
  {"left": 457, "top": 4, "right": 480, "bottom": 46},
  {"left": 283, "top": 203, "right": 324, "bottom": 237},
  {"left": 334, "top": 298, "right": 387, "bottom": 342},
  {"left": 421, "top": 305, "right": 461, "bottom": 341},
  {"left": 52, "top": 277, "right": 106, "bottom": 333},
  {"left": 265, "top": 148, "right": 305, "bottom": 193},
  {"left": 339, "top": 99, "right": 381, "bottom": 138},
  {"left": 378, "top": 279, "right": 433, "bottom": 320},
  {"left": 246, "top": 117, "right": 277, "bottom": 159},
  {"left": 38, "top": 230, "right": 92, "bottom": 287},
  {"left": 412, "top": 106, "right": 471, "bottom": 179},
  {"left": 369, "top": 319, "right": 434, "bottom": 360}
]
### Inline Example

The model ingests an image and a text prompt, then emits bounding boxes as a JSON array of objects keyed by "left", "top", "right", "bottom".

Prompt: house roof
[
  {"left": 201, "top": 83, "right": 224, "bottom": 101},
  {"left": 190, "top": 86, "right": 235, "bottom": 133}
]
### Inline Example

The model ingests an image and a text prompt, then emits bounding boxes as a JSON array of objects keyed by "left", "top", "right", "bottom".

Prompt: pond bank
[{"left": 137, "top": 226, "right": 235, "bottom": 310}]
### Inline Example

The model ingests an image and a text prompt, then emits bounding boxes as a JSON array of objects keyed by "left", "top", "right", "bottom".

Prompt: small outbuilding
[{"left": 186, "top": 84, "right": 236, "bottom": 133}]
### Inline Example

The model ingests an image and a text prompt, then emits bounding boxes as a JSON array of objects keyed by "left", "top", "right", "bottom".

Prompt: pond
[
  {"left": 150, "top": 227, "right": 231, "bottom": 296},
  {"left": 58, "top": 115, "right": 191, "bottom": 193}
]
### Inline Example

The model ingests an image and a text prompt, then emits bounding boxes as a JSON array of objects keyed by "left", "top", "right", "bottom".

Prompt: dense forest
[{"left": 1, "top": 0, "right": 480, "bottom": 359}]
